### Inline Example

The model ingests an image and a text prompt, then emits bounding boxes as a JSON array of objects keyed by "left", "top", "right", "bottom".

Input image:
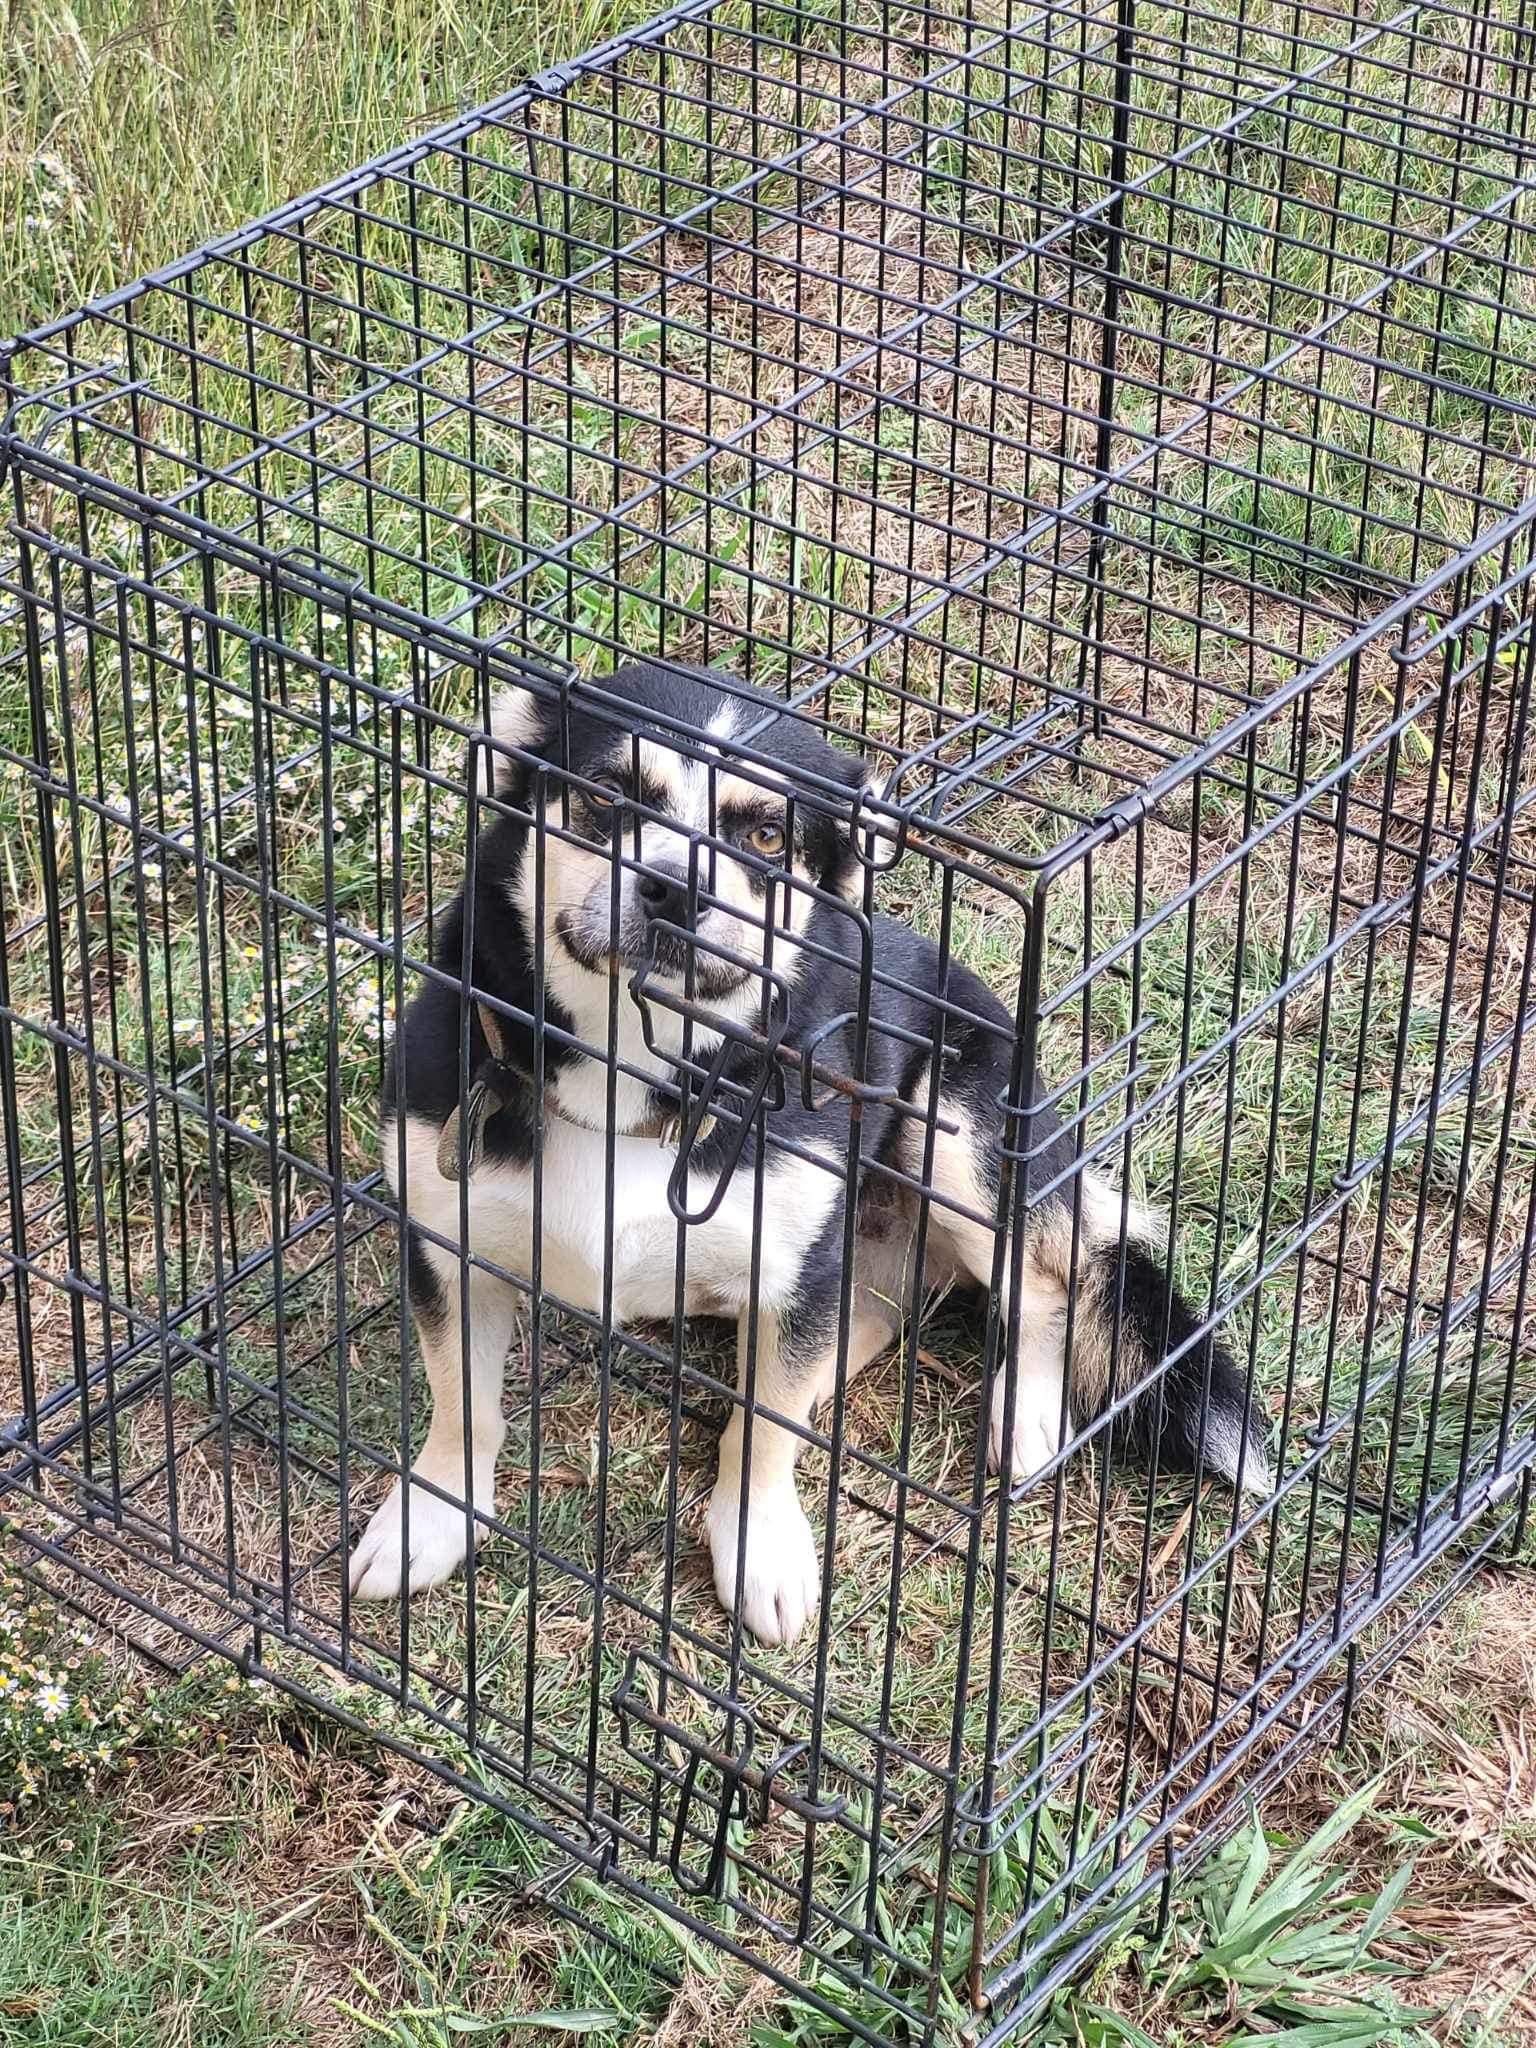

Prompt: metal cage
[{"left": 2, "top": 0, "right": 1534, "bottom": 2037}]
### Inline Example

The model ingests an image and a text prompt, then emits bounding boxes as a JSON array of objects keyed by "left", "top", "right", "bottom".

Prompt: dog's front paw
[
  {"left": 349, "top": 1461, "right": 492, "bottom": 1600},
  {"left": 707, "top": 1482, "right": 821, "bottom": 1647},
  {"left": 989, "top": 1360, "right": 1065, "bottom": 1485}
]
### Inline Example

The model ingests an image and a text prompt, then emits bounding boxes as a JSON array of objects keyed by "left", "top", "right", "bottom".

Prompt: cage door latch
[
  {"left": 611, "top": 1649, "right": 846, "bottom": 1898},
  {"left": 629, "top": 943, "right": 791, "bottom": 1225}
]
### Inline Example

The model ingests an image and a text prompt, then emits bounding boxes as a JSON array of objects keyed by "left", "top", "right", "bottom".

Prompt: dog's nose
[{"left": 636, "top": 860, "right": 694, "bottom": 928}]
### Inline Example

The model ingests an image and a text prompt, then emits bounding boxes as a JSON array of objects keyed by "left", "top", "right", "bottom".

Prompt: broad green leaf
[
  {"left": 1383, "top": 1814, "right": 1439, "bottom": 1842},
  {"left": 1352, "top": 1863, "right": 1414, "bottom": 1959},
  {"left": 1224, "top": 2015, "right": 1398, "bottom": 2047},
  {"left": 1222, "top": 1813, "right": 1273, "bottom": 1934}
]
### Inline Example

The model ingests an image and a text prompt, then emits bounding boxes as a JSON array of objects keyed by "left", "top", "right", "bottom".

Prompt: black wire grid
[{"left": 2, "top": 0, "right": 1535, "bottom": 2037}]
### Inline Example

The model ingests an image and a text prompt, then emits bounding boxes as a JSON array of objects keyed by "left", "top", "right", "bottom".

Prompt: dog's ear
[
  {"left": 815, "top": 748, "right": 880, "bottom": 900},
  {"left": 482, "top": 684, "right": 547, "bottom": 801}
]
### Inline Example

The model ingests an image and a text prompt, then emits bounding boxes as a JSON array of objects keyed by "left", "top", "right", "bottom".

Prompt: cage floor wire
[{"left": 2, "top": 0, "right": 1535, "bottom": 2039}]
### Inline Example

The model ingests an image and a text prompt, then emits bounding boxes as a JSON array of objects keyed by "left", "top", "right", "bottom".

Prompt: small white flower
[{"left": 35, "top": 1681, "right": 69, "bottom": 1721}]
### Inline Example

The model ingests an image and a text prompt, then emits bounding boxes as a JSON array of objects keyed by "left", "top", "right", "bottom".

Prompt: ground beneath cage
[{"left": 5, "top": 1530, "right": 1534, "bottom": 2045}]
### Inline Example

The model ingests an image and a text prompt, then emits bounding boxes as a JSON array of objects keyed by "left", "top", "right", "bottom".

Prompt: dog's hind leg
[
  {"left": 920, "top": 1082, "right": 1269, "bottom": 1494},
  {"left": 913, "top": 1100, "right": 1072, "bottom": 1485},
  {"left": 707, "top": 1293, "right": 896, "bottom": 1648}
]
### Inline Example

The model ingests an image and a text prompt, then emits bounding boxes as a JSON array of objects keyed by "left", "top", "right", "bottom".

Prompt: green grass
[
  {"left": 0, "top": 0, "right": 674, "bottom": 338},
  {"left": 3, "top": 1600, "right": 1525, "bottom": 2047},
  {"left": 0, "top": 1832, "right": 312, "bottom": 2048},
  {"left": 3, "top": 0, "right": 1536, "bottom": 2041}
]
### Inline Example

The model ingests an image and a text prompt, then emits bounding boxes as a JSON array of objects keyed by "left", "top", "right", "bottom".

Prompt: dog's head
[{"left": 487, "top": 662, "right": 870, "bottom": 1004}]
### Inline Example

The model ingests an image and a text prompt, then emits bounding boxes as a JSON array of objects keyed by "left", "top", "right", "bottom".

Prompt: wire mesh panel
[{"left": 2, "top": 0, "right": 1535, "bottom": 2037}]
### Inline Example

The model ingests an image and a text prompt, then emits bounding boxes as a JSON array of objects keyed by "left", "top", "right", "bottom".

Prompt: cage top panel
[{"left": 4, "top": 0, "right": 1536, "bottom": 865}]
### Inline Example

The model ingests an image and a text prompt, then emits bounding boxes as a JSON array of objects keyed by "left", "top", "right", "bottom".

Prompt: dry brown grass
[
  {"left": 56, "top": 1687, "right": 576, "bottom": 2043},
  {"left": 638, "top": 1956, "right": 788, "bottom": 2048},
  {"left": 1355, "top": 1572, "right": 1536, "bottom": 2040}
]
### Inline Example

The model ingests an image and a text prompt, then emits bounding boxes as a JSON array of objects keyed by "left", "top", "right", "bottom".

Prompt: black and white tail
[{"left": 1028, "top": 1175, "right": 1272, "bottom": 1493}]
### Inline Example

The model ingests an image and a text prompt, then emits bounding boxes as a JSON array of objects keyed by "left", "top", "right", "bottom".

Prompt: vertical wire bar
[
  {"left": 522, "top": 755, "right": 551, "bottom": 1781},
  {"left": 1076, "top": 0, "right": 1136, "bottom": 741},
  {"left": 457, "top": 658, "right": 490, "bottom": 1753},
  {"left": 1457, "top": 624, "right": 1536, "bottom": 1506},
  {"left": 31, "top": 557, "right": 92, "bottom": 1496},
  {"left": 1329, "top": 629, "right": 1461, "bottom": 1642},
  {"left": 584, "top": 736, "right": 626, "bottom": 1829},
  {"left": 967, "top": 862, "right": 1054, "bottom": 2007},
  {"left": 1377, "top": 614, "right": 1505, "bottom": 1584},
  {"left": 179, "top": 606, "right": 241, "bottom": 1595},
  {"left": 320, "top": 599, "right": 355, "bottom": 1663},
  {"left": 40, "top": 548, "right": 115, "bottom": 1512},
  {"left": 1, "top": 518, "right": 50, "bottom": 1490},
  {"left": 389, "top": 677, "right": 417, "bottom": 1704},
  {"left": 249, "top": 633, "right": 294, "bottom": 1632},
  {"left": 117, "top": 579, "right": 183, "bottom": 1562}
]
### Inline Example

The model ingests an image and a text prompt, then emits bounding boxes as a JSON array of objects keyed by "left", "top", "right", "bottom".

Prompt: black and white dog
[{"left": 348, "top": 661, "right": 1268, "bottom": 1644}]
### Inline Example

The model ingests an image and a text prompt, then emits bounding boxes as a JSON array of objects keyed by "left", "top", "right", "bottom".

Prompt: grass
[
  {"left": 0, "top": 0, "right": 673, "bottom": 338},
  {"left": 4, "top": 1559, "right": 1535, "bottom": 2044},
  {"left": 2, "top": 0, "right": 1536, "bottom": 2041},
  {"left": 1, "top": 1834, "right": 312, "bottom": 2048}
]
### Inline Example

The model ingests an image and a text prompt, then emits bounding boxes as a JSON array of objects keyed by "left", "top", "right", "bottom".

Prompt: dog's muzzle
[{"left": 557, "top": 864, "right": 751, "bottom": 998}]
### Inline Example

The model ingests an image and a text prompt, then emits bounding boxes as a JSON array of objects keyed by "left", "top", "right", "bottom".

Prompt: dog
[{"left": 348, "top": 660, "right": 1269, "bottom": 1644}]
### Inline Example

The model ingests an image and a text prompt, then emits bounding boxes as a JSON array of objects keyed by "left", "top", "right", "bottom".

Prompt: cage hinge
[
  {"left": 611, "top": 1649, "right": 846, "bottom": 1898},
  {"left": 1098, "top": 788, "right": 1150, "bottom": 840},
  {"left": 530, "top": 59, "right": 588, "bottom": 96}
]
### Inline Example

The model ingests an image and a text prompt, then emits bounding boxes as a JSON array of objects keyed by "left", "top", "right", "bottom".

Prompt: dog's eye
[
  {"left": 584, "top": 777, "right": 624, "bottom": 821},
  {"left": 746, "top": 821, "right": 786, "bottom": 858}
]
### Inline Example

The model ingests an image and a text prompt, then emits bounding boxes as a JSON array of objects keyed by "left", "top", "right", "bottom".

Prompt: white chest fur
[
  {"left": 543, "top": 959, "right": 697, "bottom": 1137},
  {"left": 388, "top": 1099, "right": 838, "bottom": 1325}
]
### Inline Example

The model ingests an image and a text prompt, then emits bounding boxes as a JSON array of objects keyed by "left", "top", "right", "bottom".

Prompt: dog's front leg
[
  {"left": 707, "top": 1302, "right": 891, "bottom": 1647},
  {"left": 707, "top": 1307, "right": 821, "bottom": 1648},
  {"left": 350, "top": 1237, "right": 517, "bottom": 1600}
]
